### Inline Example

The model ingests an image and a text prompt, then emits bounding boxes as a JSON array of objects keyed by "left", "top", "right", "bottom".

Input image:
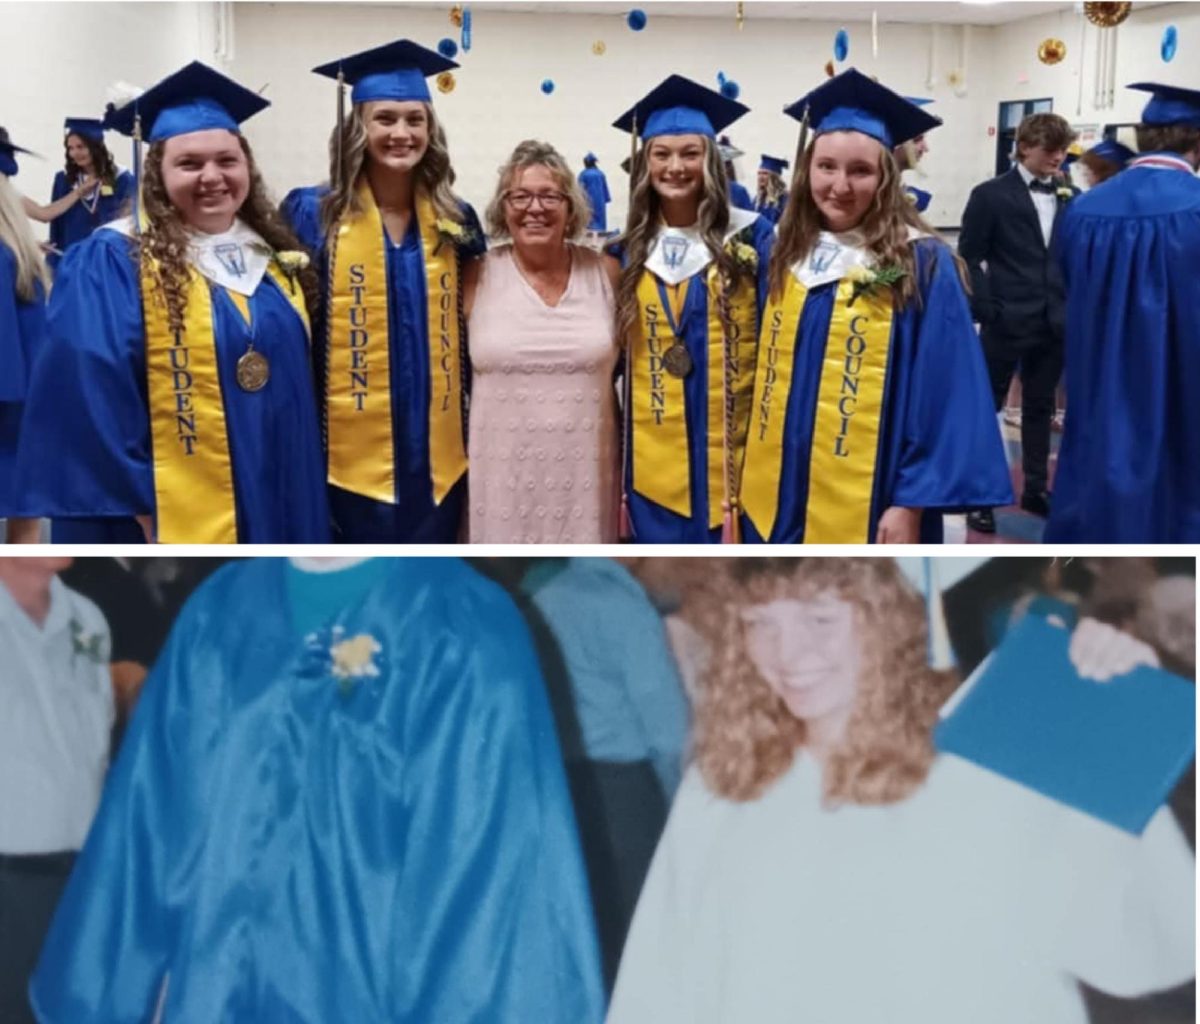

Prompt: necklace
[{"left": 79, "top": 181, "right": 101, "bottom": 216}]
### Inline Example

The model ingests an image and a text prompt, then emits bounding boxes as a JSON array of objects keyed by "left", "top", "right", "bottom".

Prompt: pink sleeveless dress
[{"left": 467, "top": 244, "right": 619, "bottom": 543}]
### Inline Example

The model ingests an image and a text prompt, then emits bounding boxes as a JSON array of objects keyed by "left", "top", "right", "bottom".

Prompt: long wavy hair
[
  {"left": 319, "top": 101, "right": 461, "bottom": 237},
  {"left": 139, "top": 136, "right": 318, "bottom": 333},
  {"left": 0, "top": 174, "right": 51, "bottom": 301},
  {"left": 767, "top": 132, "right": 965, "bottom": 308},
  {"left": 691, "top": 558, "right": 959, "bottom": 807},
  {"left": 614, "top": 135, "right": 748, "bottom": 347},
  {"left": 756, "top": 169, "right": 787, "bottom": 208},
  {"left": 64, "top": 133, "right": 119, "bottom": 189}
]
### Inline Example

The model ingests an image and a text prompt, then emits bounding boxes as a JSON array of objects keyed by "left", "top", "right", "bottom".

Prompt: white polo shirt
[{"left": 0, "top": 575, "right": 114, "bottom": 854}]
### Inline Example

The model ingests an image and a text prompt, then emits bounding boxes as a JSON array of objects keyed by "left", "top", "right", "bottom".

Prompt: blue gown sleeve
[
  {"left": 13, "top": 230, "right": 155, "bottom": 518},
  {"left": 750, "top": 214, "right": 776, "bottom": 317},
  {"left": 890, "top": 239, "right": 1013, "bottom": 511},
  {"left": 29, "top": 583, "right": 223, "bottom": 1023},
  {"left": 602, "top": 173, "right": 612, "bottom": 205},
  {"left": 458, "top": 200, "right": 487, "bottom": 260},
  {"left": 48, "top": 172, "right": 68, "bottom": 256},
  {"left": 279, "top": 185, "right": 329, "bottom": 257},
  {"left": 396, "top": 578, "right": 605, "bottom": 1022},
  {"left": 0, "top": 245, "right": 29, "bottom": 402}
]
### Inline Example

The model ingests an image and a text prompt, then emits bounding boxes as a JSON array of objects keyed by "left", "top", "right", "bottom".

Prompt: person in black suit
[{"left": 958, "top": 113, "right": 1078, "bottom": 533}]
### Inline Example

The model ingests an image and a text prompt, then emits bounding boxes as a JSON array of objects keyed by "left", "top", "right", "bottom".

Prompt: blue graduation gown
[
  {"left": 282, "top": 187, "right": 486, "bottom": 543},
  {"left": 729, "top": 181, "right": 754, "bottom": 212},
  {"left": 742, "top": 238, "right": 1013, "bottom": 544},
  {"left": 905, "top": 185, "right": 932, "bottom": 213},
  {"left": 13, "top": 227, "right": 330, "bottom": 543},
  {"left": 47, "top": 170, "right": 134, "bottom": 269},
  {"left": 616, "top": 214, "right": 776, "bottom": 543},
  {"left": 29, "top": 558, "right": 606, "bottom": 1024},
  {"left": 0, "top": 242, "right": 45, "bottom": 515},
  {"left": 754, "top": 195, "right": 786, "bottom": 227},
  {"left": 578, "top": 166, "right": 612, "bottom": 232},
  {"left": 1046, "top": 159, "right": 1200, "bottom": 542}
]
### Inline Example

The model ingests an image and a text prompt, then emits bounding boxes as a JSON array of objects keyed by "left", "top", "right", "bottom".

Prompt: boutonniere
[
  {"left": 70, "top": 619, "right": 108, "bottom": 665},
  {"left": 249, "top": 243, "right": 311, "bottom": 294},
  {"left": 300, "top": 626, "right": 383, "bottom": 697},
  {"left": 435, "top": 217, "right": 477, "bottom": 254},
  {"left": 100, "top": 184, "right": 114, "bottom": 197},
  {"left": 845, "top": 263, "right": 907, "bottom": 307},
  {"left": 1055, "top": 185, "right": 1074, "bottom": 201}
]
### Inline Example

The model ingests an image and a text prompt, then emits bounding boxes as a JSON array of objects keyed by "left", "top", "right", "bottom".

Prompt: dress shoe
[
  {"left": 966, "top": 508, "right": 996, "bottom": 534},
  {"left": 1020, "top": 491, "right": 1052, "bottom": 518}
]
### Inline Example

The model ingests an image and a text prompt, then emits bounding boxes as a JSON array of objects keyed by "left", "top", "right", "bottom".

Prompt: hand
[
  {"left": 1068, "top": 616, "right": 1160, "bottom": 682},
  {"left": 135, "top": 514, "right": 156, "bottom": 544},
  {"left": 875, "top": 506, "right": 921, "bottom": 544},
  {"left": 75, "top": 174, "right": 99, "bottom": 195}
]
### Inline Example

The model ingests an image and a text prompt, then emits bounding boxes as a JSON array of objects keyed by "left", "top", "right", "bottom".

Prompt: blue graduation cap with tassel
[
  {"left": 613, "top": 74, "right": 749, "bottom": 141},
  {"left": 1127, "top": 81, "right": 1200, "bottom": 128},
  {"left": 63, "top": 117, "right": 106, "bottom": 142},
  {"left": 0, "top": 127, "right": 38, "bottom": 178},
  {"left": 784, "top": 68, "right": 942, "bottom": 149}
]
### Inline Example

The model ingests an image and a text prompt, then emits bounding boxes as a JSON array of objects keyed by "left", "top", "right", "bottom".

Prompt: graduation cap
[
  {"left": 759, "top": 154, "right": 789, "bottom": 175},
  {"left": 584, "top": 151, "right": 598, "bottom": 165},
  {"left": 784, "top": 68, "right": 942, "bottom": 149},
  {"left": 613, "top": 74, "right": 749, "bottom": 140},
  {"left": 905, "top": 96, "right": 934, "bottom": 107},
  {"left": 716, "top": 134, "right": 744, "bottom": 162},
  {"left": 1127, "top": 81, "right": 1200, "bottom": 128},
  {"left": 313, "top": 39, "right": 458, "bottom": 105},
  {"left": 64, "top": 117, "right": 105, "bottom": 141},
  {"left": 104, "top": 61, "right": 269, "bottom": 142},
  {"left": 0, "top": 127, "right": 38, "bottom": 177},
  {"left": 1087, "top": 138, "right": 1136, "bottom": 167}
]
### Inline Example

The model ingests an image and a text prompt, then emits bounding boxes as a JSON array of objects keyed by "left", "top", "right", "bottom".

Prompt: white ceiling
[{"left": 422, "top": 1, "right": 1086, "bottom": 27}]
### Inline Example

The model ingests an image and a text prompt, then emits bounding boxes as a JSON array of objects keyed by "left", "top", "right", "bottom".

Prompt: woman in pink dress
[{"left": 465, "top": 140, "right": 620, "bottom": 543}]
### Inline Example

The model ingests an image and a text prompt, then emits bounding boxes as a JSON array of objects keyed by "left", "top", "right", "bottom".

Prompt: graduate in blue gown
[
  {"left": 281, "top": 39, "right": 486, "bottom": 544},
  {"left": 897, "top": 96, "right": 934, "bottom": 214},
  {"left": 29, "top": 557, "right": 606, "bottom": 1023},
  {"left": 609, "top": 76, "right": 775, "bottom": 543},
  {"left": 754, "top": 154, "right": 789, "bottom": 225},
  {"left": 578, "top": 152, "right": 612, "bottom": 232},
  {"left": 739, "top": 70, "right": 1011, "bottom": 544},
  {"left": 718, "top": 137, "right": 755, "bottom": 211},
  {"left": 14, "top": 63, "right": 329, "bottom": 544},
  {"left": 45, "top": 119, "right": 134, "bottom": 269},
  {"left": 1046, "top": 83, "right": 1200, "bottom": 543},
  {"left": 0, "top": 130, "right": 51, "bottom": 543}
]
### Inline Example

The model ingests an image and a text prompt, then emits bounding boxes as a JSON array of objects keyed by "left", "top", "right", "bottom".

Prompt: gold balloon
[
  {"left": 1038, "top": 38, "right": 1067, "bottom": 64},
  {"left": 449, "top": 4, "right": 464, "bottom": 27},
  {"left": 437, "top": 71, "right": 456, "bottom": 94},
  {"left": 1083, "top": 2, "right": 1131, "bottom": 28},
  {"left": 592, "top": 39, "right": 607, "bottom": 55}
]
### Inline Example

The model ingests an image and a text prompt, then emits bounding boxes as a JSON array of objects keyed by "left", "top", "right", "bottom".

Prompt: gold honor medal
[
  {"left": 236, "top": 348, "right": 269, "bottom": 392},
  {"left": 662, "top": 343, "right": 693, "bottom": 379}
]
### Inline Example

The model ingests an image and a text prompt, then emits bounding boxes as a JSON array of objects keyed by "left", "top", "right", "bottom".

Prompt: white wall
[{"left": 1, "top": 1, "right": 214, "bottom": 230}]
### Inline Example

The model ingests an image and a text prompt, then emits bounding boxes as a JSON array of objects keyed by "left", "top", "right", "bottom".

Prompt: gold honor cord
[
  {"left": 326, "top": 178, "right": 395, "bottom": 502},
  {"left": 630, "top": 272, "right": 691, "bottom": 518},
  {"left": 416, "top": 192, "right": 467, "bottom": 504},
  {"left": 802, "top": 280, "right": 894, "bottom": 543},
  {"left": 142, "top": 262, "right": 238, "bottom": 544}
]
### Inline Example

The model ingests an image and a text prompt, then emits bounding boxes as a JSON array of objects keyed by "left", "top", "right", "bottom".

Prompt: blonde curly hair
[
  {"left": 692, "top": 558, "right": 958, "bottom": 806},
  {"left": 483, "top": 139, "right": 591, "bottom": 242}
]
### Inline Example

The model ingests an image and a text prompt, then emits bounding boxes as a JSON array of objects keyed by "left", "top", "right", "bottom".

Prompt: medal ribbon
[
  {"left": 326, "top": 178, "right": 396, "bottom": 502},
  {"left": 630, "top": 271, "right": 691, "bottom": 518},
  {"left": 803, "top": 279, "right": 894, "bottom": 543}
]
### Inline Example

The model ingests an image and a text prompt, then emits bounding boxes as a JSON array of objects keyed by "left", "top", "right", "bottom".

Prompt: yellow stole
[
  {"left": 142, "top": 262, "right": 309, "bottom": 544},
  {"left": 326, "top": 182, "right": 466, "bottom": 504},
  {"left": 742, "top": 275, "right": 895, "bottom": 542}
]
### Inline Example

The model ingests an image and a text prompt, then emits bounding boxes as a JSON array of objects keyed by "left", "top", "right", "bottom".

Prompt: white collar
[
  {"left": 1015, "top": 163, "right": 1053, "bottom": 188},
  {"left": 289, "top": 557, "right": 372, "bottom": 573},
  {"left": 791, "top": 225, "right": 927, "bottom": 290},
  {"left": 102, "top": 216, "right": 271, "bottom": 297},
  {"left": 644, "top": 206, "right": 761, "bottom": 287}
]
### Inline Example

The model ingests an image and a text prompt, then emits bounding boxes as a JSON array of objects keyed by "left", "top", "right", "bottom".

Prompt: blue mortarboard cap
[
  {"left": 759, "top": 154, "right": 790, "bottom": 175},
  {"left": 1127, "top": 81, "right": 1200, "bottom": 128},
  {"left": 905, "top": 96, "right": 934, "bottom": 107},
  {"left": 613, "top": 74, "right": 749, "bottom": 140},
  {"left": 0, "top": 127, "right": 37, "bottom": 177},
  {"left": 1087, "top": 138, "right": 1137, "bottom": 167},
  {"left": 784, "top": 68, "right": 942, "bottom": 149},
  {"left": 64, "top": 117, "right": 105, "bottom": 141},
  {"left": 313, "top": 39, "right": 458, "bottom": 105},
  {"left": 584, "top": 151, "right": 598, "bottom": 164},
  {"left": 104, "top": 61, "right": 268, "bottom": 142}
]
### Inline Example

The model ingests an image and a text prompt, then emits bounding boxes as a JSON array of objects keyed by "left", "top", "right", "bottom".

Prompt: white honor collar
[
  {"left": 790, "top": 225, "right": 927, "bottom": 289},
  {"left": 645, "top": 206, "right": 761, "bottom": 287}
]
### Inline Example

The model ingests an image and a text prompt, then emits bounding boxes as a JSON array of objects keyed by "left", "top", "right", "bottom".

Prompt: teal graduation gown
[
  {"left": 30, "top": 558, "right": 606, "bottom": 1023},
  {"left": 741, "top": 237, "right": 1013, "bottom": 544},
  {"left": 13, "top": 227, "right": 330, "bottom": 543},
  {"left": 281, "top": 187, "right": 486, "bottom": 543}
]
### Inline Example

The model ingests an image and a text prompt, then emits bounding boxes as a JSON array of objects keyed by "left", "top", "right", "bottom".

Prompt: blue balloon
[
  {"left": 437, "top": 37, "right": 458, "bottom": 59},
  {"left": 1161, "top": 25, "right": 1178, "bottom": 63},
  {"left": 541, "top": 79, "right": 555, "bottom": 95},
  {"left": 627, "top": 8, "right": 648, "bottom": 31},
  {"left": 720, "top": 79, "right": 741, "bottom": 100},
  {"left": 834, "top": 28, "right": 850, "bottom": 62},
  {"left": 462, "top": 6, "right": 472, "bottom": 52}
]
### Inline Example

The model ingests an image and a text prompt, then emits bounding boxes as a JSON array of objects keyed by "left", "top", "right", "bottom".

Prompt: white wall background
[{"left": 3, "top": 1, "right": 1195, "bottom": 237}]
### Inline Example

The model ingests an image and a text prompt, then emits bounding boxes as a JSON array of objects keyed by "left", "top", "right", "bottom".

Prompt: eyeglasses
[{"left": 504, "top": 190, "right": 568, "bottom": 210}]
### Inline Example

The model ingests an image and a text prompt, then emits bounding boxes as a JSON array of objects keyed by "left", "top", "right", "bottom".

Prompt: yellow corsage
[
  {"left": 330, "top": 633, "right": 383, "bottom": 681},
  {"left": 846, "top": 262, "right": 906, "bottom": 307},
  {"left": 100, "top": 184, "right": 114, "bottom": 197},
  {"left": 434, "top": 217, "right": 476, "bottom": 254}
]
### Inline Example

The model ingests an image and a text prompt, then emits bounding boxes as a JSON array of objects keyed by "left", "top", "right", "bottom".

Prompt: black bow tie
[{"left": 1029, "top": 179, "right": 1058, "bottom": 194}]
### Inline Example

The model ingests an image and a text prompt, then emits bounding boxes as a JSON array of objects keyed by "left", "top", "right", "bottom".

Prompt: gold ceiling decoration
[
  {"left": 436, "top": 72, "right": 456, "bottom": 93},
  {"left": 592, "top": 39, "right": 607, "bottom": 55},
  {"left": 1038, "top": 38, "right": 1067, "bottom": 64},
  {"left": 1083, "top": 2, "right": 1132, "bottom": 28},
  {"left": 449, "top": 5, "right": 464, "bottom": 27}
]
